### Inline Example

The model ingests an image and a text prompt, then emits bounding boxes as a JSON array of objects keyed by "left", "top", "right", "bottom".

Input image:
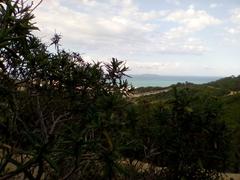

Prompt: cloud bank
[{"left": 34, "top": 0, "right": 221, "bottom": 55}]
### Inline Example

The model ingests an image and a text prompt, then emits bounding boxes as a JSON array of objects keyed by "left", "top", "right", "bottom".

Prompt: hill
[{"left": 206, "top": 75, "right": 240, "bottom": 91}]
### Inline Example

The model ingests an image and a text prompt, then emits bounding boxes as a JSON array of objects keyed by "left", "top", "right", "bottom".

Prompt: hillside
[
  {"left": 206, "top": 75, "right": 240, "bottom": 91},
  {"left": 131, "top": 76, "right": 240, "bottom": 175}
]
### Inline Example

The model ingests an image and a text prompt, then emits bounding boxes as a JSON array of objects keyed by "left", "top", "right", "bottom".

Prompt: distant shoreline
[{"left": 127, "top": 74, "right": 222, "bottom": 87}]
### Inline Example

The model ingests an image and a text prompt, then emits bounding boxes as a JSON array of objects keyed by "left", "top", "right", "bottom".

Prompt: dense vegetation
[
  {"left": 133, "top": 77, "right": 240, "bottom": 175},
  {"left": 0, "top": 1, "right": 239, "bottom": 179}
]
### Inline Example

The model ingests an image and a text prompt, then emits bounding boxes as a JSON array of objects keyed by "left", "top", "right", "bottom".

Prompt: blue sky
[{"left": 34, "top": 0, "right": 240, "bottom": 76}]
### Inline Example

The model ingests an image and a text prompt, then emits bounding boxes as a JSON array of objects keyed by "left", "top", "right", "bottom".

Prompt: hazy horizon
[
  {"left": 128, "top": 73, "right": 223, "bottom": 77},
  {"left": 127, "top": 74, "right": 222, "bottom": 87},
  {"left": 34, "top": 0, "right": 240, "bottom": 77}
]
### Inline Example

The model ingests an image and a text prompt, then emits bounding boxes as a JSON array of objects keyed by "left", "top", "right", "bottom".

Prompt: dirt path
[
  {"left": 121, "top": 159, "right": 240, "bottom": 180},
  {"left": 222, "top": 173, "right": 240, "bottom": 180},
  {"left": 130, "top": 88, "right": 170, "bottom": 98}
]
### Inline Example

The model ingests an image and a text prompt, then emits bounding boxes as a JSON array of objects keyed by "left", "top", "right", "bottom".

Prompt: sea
[{"left": 127, "top": 74, "right": 221, "bottom": 87}]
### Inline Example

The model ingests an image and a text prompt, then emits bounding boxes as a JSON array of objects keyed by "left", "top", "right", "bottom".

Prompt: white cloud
[
  {"left": 165, "top": 6, "right": 221, "bottom": 32},
  {"left": 77, "top": 0, "right": 97, "bottom": 6},
  {"left": 147, "top": 34, "right": 208, "bottom": 54},
  {"left": 126, "top": 60, "right": 224, "bottom": 76},
  {"left": 210, "top": 3, "right": 217, "bottom": 8},
  {"left": 224, "top": 8, "right": 240, "bottom": 42},
  {"left": 224, "top": 28, "right": 240, "bottom": 43},
  {"left": 34, "top": 0, "right": 159, "bottom": 40},
  {"left": 165, "top": 0, "right": 181, "bottom": 6},
  {"left": 158, "top": 6, "right": 221, "bottom": 53},
  {"left": 33, "top": 0, "right": 220, "bottom": 58},
  {"left": 209, "top": 3, "right": 222, "bottom": 9},
  {"left": 226, "top": 27, "right": 240, "bottom": 35},
  {"left": 231, "top": 8, "right": 240, "bottom": 24},
  {"left": 126, "top": 61, "right": 182, "bottom": 75}
]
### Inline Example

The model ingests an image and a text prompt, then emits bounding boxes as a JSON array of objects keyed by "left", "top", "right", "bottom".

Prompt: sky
[{"left": 34, "top": 0, "right": 240, "bottom": 76}]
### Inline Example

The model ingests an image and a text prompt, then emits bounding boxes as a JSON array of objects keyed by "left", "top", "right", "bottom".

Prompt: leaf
[
  {"left": 103, "top": 130, "right": 113, "bottom": 151},
  {"left": 43, "top": 154, "right": 59, "bottom": 173},
  {"left": 184, "top": 106, "right": 193, "bottom": 113}
]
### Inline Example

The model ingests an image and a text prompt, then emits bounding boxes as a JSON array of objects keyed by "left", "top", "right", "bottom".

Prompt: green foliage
[
  {"left": 130, "top": 78, "right": 240, "bottom": 177},
  {"left": 163, "top": 88, "right": 229, "bottom": 179},
  {"left": 126, "top": 87, "right": 230, "bottom": 179},
  {"left": 133, "top": 86, "right": 165, "bottom": 94},
  {"left": 207, "top": 76, "right": 240, "bottom": 91}
]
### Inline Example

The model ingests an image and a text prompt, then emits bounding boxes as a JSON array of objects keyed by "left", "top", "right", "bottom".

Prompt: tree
[
  {"left": 0, "top": 1, "right": 131, "bottom": 179},
  {"left": 140, "top": 87, "right": 230, "bottom": 180}
]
